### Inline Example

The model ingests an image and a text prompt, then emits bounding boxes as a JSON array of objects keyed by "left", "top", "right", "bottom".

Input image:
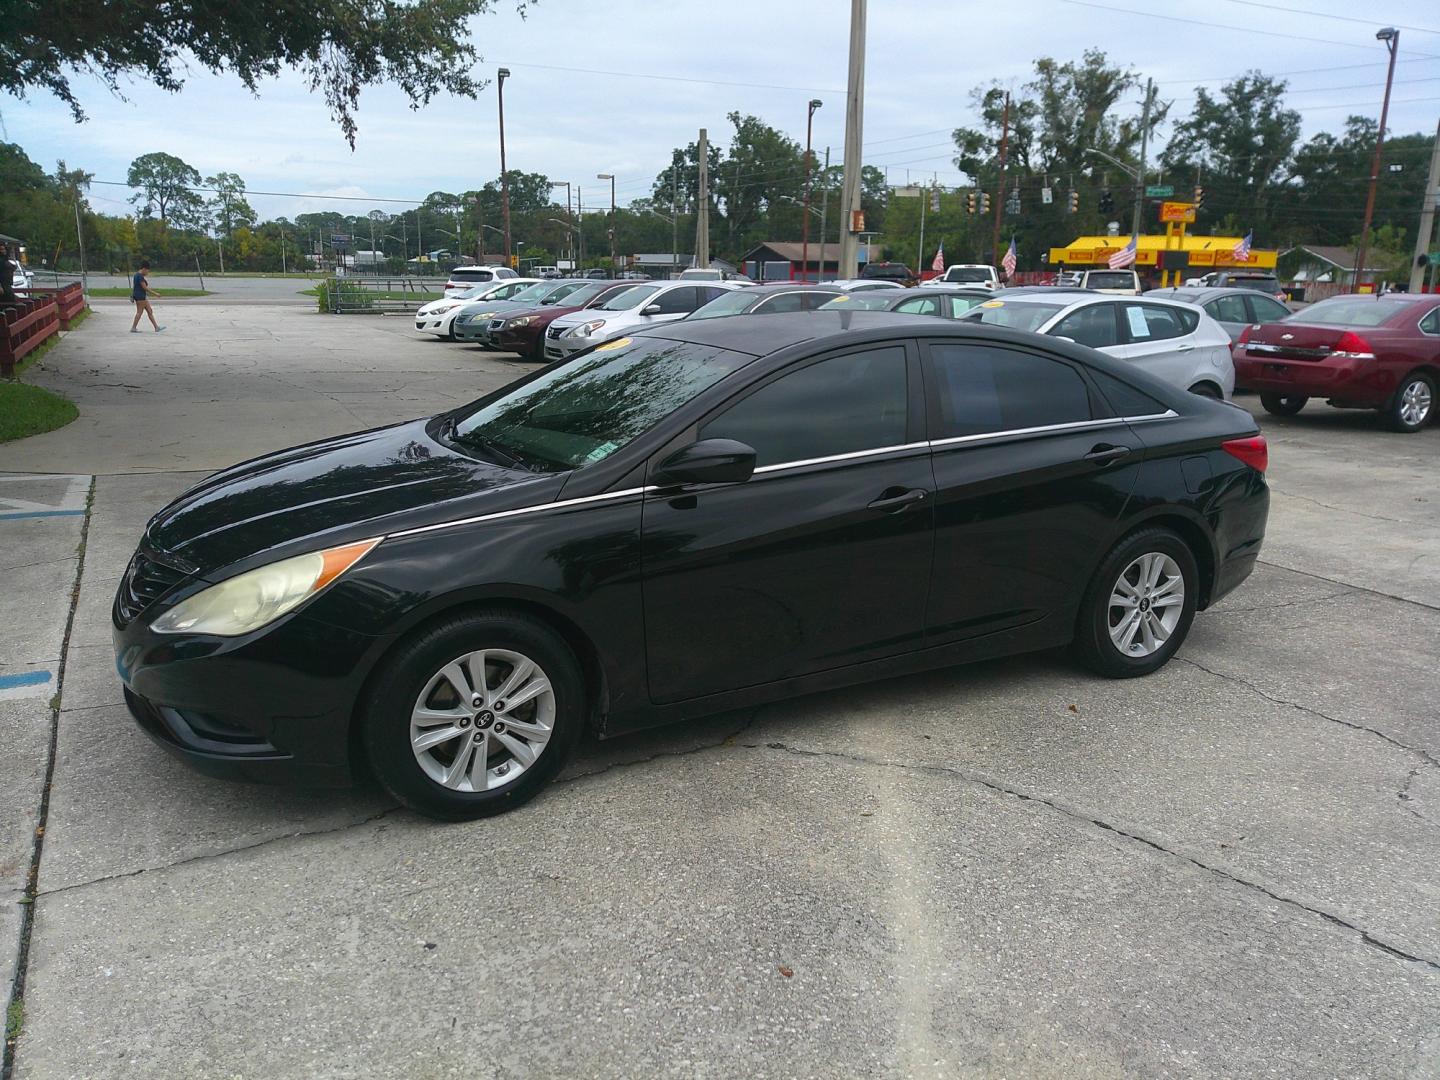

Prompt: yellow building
[{"left": 1048, "top": 234, "right": 1278, "bottom": 276}]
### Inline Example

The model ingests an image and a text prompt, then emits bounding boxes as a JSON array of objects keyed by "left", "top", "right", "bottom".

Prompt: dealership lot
[{"left": 2, "top": 301, "right": 1438, "bottom": 1078}]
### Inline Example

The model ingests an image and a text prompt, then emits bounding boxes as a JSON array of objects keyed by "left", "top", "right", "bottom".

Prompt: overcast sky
[{"left": 4, "top": 0, "right": 1438, "bottom": 222}]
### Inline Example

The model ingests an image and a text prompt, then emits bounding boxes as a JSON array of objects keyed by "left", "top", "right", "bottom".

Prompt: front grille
[
  {"left": 488, "top": 319, "right": 505, "bottom": 331},
  {"left": 117, "top": 552, "right": 190, "bottom": 623},
  {"left": 546, "top": 326, "right": 563, "bottom": 340}
]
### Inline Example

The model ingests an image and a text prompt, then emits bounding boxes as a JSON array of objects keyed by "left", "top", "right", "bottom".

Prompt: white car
[
  {"left": 921, "top": 263, "right": 1001, "bottom": 290},
  {"left": 415, "top": 278, "right": 540, "bottom": 339},
  {"left": 543, "top": 281, "right": 745, "bottom": 361},
  {"left": 962, "top": 291, "right": 1235, "bottom": 399},
  {"left": 443, "top": 265, "right": 518, "bottom": 298}
]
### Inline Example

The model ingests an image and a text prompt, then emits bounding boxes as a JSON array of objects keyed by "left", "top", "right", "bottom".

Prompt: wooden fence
[{"left": 2, "top": 284, "right": 86, "bottom": 379}]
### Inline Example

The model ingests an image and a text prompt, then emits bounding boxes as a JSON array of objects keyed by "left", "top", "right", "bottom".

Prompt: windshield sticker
[
  {"left": 584, "top": 441, "right": 620, "bottom": 463},
  {"left": 829, "top": 294, "right": 850, "bottom": 302},
  {"left": 981, "top": 300, "right": 1004, "bottom": 308},
  {"left": 594, "top": 337, "right": 632, "bottom": 352}
]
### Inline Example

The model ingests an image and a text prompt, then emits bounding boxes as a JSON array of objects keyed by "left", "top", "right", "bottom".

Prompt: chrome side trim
[
  {"left": 389, "top": 486, "right": 654, "bottom": 538},
  {"left": 752, "top": 442, "right": 930, "bottom": 476}
]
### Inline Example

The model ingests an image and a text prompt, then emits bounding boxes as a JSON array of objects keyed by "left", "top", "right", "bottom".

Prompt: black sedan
[{"left": 114, "top": 313, "right": 1270, "bottom": 820}]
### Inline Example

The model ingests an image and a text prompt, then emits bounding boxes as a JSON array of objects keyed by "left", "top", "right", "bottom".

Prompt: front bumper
[
  {"left": 542, "top": 331, "right": 596, "bottom": 362},
  {"left": 114, "top": 596, "right": 390, "bottom": 787},
  {"left": 453, "top": 318, "right": 496, "bottom": 344},
  {"left": 414, "top": 311, "right": 457, "bottom": 336},
  {"left": 1233, "top": 349, "right": 1389, "bottom": 405},
  {"left": 492, "top": 325, "right": 545, "bottom": 356}
]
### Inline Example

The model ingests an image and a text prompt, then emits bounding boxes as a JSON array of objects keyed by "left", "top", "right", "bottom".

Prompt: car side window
[
  {"left": 1087, "top": 368, "right": 1169, "bottom": 418},
  {"left": 1052, "top": 304, "right": 1119, "bottom": 349},
  {"left": 895, "top": 296, "right": 941, "bottom": 317},
  {"left": 701, "top": 347, "right": 909, "bottom": 468},
  {"left": 1421, "top": 307, "right": 1440, "bottom": 335},
  {"left": 1123, "top": 303, "right": 1187, "bottom": 342},
  {"left": 925, "top": 343, "right": 1093, "bottom": 438},
  {"left": 802, "top": 291, "right": 838, "bottom": 310},
  {"left": 650, "top": 287, "right": 697, "bottom": 315},
  {"left": 1206, "top": 295, "right": 1250, "bottom": 324},
  {"left": 758, "top": 292, "right": 807, "bottom": 314},
  {"left": 1246, "top": 295, "right": 1290, "bottom": 323},
  {"left": 946, "top": 295, "right": 986, "bottom": 318},
  {"left": 701, "top": 287, "right": 729, "bottom": 306}
]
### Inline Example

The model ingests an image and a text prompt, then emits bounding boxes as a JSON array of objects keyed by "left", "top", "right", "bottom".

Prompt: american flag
[
  {"left": 1233, "top": 231, "right": 1253, "bottom": 262},
  {"left": 1001, "top": 238, "right": 1017, "bottom": 277},
  {"left": 932, "top": 242, "right": 945, "bottom": 273},
  {"left": 1108, "top": 234, "right": 1137, "bottom": 270}
]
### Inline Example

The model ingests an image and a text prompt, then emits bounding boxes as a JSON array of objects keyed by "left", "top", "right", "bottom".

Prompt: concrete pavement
[{"left": 1, "top": 304, "right": 1437, "bottom": 1077}]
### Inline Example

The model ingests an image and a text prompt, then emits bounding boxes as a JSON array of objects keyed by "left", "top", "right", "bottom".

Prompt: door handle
[
  {"left": 868, "top": 487, "right": 928, "bottom": 513},
  {"left": 1084, "top": 443, "right": 1132, "bottom": 466},
  {"left": 1176, "top": 343, "right": 1195, "bottom": 352}
]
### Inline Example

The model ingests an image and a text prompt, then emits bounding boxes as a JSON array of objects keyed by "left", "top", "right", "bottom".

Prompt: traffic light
[
  {"left": 1006, "top": 191, "right": 1020, "bottom": 216},
  {"left": 1098, "top": 189, "right": 1115, "bottom": 214},
  {"left": 966, "top": 191, "right": 977, "bottom": 214},
  {"left": 930, "top": 187, "right": 941, "bottom": 213},
  {"left": 979, "top": 192, "right": 991, "bottom": 215},
  {"left": 1194, "top": 185, "right": 1205, "bottom": 209},
  {"left": 1067, "top": 190, "right": 1079, "bottom": 214}
]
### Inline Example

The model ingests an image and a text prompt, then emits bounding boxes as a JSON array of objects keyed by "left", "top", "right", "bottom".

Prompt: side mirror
[
  {"left": 655, "top": 439, "right": 756, "bottom": 487},
  {"left": 642, "top": 303, "right": 663, "bottom": 316}
]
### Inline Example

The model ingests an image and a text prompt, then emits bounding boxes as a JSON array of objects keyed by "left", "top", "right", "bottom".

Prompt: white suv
[
  {"left": 962, "top": 292, "right": 1234, "bottom": 399},
  {"left": 444, "top": 265, "right": 517, "bottom": 297},
  {"left": 544, "top": 281, "right": 744, "bottom": 360}
]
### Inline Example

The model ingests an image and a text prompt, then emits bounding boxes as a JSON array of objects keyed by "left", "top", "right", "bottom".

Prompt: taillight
[
  {"left": 1236, "top": 325, "right": 1253, "bottom": 346},
  {"left": 1334, "top": 331, "right": 1375, "bottom": 357},
  {"left": 1222, "top": 435, "right": 1268, "bottom": 473}
]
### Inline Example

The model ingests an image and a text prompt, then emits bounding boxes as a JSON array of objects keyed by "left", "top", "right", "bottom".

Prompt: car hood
[
  {"left": 144, "top": 419, "right": 560, "bottom": 576},
  {"left": 455, "top": 298, "right": 545, "bottom": 319},
  {"left": 418, "top": 297, "right": 470, "bottom": 315}
]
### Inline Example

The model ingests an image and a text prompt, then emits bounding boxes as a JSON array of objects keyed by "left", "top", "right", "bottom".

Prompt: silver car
[
  {"left": 543, "top": 281, "right": 744, "bottom": 360},
  {"left": 1145, "top": 286, "right": 1292, "bottom": 343},
  {"left": 453, "top": 280, "right": 590, "bottom": 345}
]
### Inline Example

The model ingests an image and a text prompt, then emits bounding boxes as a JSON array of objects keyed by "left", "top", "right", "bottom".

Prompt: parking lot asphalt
[{"left": 1, "top": 304, "right": 1437, "bottom": 1078}]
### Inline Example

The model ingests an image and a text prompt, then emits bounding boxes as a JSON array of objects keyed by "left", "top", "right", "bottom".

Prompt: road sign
[
  {"left": 1159, "top": 201, "right": 1197, "bottom": 223},
  {"left": 1145, "top": 185, "right": 1175, "bottom": 198}
]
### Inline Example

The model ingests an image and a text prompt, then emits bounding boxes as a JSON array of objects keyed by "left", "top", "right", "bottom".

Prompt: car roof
[
  {"left": 631, "top": 310, "right": 934, "bottom": 355},
  {"left": 1145, "top": 286, "right": 1267, "bottom": 301},
  {"left": 854, "top": 286, "right": 991, "bottom": 300}
]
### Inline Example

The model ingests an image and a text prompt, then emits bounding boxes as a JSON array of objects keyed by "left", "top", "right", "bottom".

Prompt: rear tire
[
  {"left": 1260, "top": 393, "right": 1308, "bottom": 417},
  {"left": 361, "top": 609, "right": 586, "bottom": 820},
  {"left": 1383, "top": 372, "right": 1434, "bottom": 433},
  {"left": 1072, "top": 528, "right": 1199, "bottom": 679}
]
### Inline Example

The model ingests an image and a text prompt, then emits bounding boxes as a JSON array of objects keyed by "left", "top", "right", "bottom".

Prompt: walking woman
[{"left": 129, "top": 262, "right": 165, "bottom": 333}]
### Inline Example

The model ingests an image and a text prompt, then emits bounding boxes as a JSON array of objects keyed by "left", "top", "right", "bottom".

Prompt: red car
[
  {"left": 489, "top": 280, "right": 643, "bottom": 360},
  {"left": 1234, "top": 294, "right": 1440, "bottom": 433}
]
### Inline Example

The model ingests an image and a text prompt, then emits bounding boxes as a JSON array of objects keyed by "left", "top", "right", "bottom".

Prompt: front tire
[
  {"left": 1072, "top": 528, "right": 1199, "bottom": 678},
  {"left": 1260, "top": 393, "right": 1308, "bottom": 416},
  {"left": 362, "top": 610, "right": 586, "bottom": 820},
  {"left": 1383, "top": 372, "right": 1434, "bottom": 433}
]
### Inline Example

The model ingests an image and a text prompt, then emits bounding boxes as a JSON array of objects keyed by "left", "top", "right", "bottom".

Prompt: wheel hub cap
[
  {"left": 1108, "top": 552, "right": 1184, "bottom": 658},
  {"left": 408, "top": 649, "right": 556, "bottom": 793},
  {"left": 1400, "top": 381, "right": 1432, "bottom": 426}
]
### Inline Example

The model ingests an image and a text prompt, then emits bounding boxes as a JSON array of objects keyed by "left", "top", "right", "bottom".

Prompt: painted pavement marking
[
  {"left": 0, "top": 474, "right": 91, "bottom": 520},
  {"left": 0, "top": 669, "right": 56, "bottom": 702}
]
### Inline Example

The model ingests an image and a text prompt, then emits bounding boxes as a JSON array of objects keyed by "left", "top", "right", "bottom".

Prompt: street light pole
[
  {"left": 598, "top": 173, "right": 616, "bottom": 273},
  {"left": 1356, "top": 27, "right": 1400, "bottom": 291},
  {"left": 498, "top": 67, "right": 513, "bottom": 266},
  {"left": 838, "top": 0, "right": 867, "bottom": 279},
  {"left": 802, "top": 98, "right": 822, "bottom": 283},
  {"left": 819, "top": 146, "right": 831, "bottom": 280}
]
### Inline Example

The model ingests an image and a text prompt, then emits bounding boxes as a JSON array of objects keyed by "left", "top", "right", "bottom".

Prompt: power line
[
  {"left": 1212, "top": 0, "right": 1440, "bottom": 36},
  {"left": 89, "top": 179, "right": 422, "bottom": 204}
]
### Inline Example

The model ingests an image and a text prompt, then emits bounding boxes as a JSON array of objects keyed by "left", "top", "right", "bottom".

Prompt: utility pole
[
  {"left": 73, "top": 202, "right": 88, "bottom": 293},
  {"left": 991, "top": 91, "right": 1010, "bottom": 266},
  {"left": 802, "top": 98, "right": 822, "bottom": 283},
  {"left": 672, "top": 166, "right": 680, "bottom": 278},
  {"left": 280, "top": 227, "right": 287, "bottom": 275},
  {"left": 1409, "top": 117, "right": 1440, "bottom": 293},
  {"left": 696, "top": 128, "right": 711, "bottom": 269},
  {"left": 819, "top": 146, "right": 831, "bottom": 280},
  {"left": 597, "top": 173, "right": 616, "bottom": 272},
  {"left": 498, "top": 67, "right": 513, "bottom": 265},
  {"left": 577, "top": 185, "right": 585, "bottom": 267},
  {"left": 1133, "top": 77, "right": 1154, "bottom": 240},
  {"left": 1356, "top": 28, "right": 1400, "bottom": 290},
  {"left": 838, "top": 0, "right": 867, "bottom": 279},
  {"left": 916, "top": 185, "right": 928, "bottom": 275}
]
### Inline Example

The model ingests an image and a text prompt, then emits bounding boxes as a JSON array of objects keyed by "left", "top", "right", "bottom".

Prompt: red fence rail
[
  {"left": 2, "top": 296, "right": 61, "bottom": 379},
  {"left": 28, "top": 284, "right": 87, "bottom": 329}
]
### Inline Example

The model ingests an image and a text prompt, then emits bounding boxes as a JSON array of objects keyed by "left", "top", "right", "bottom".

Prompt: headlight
[
  {"left": 566, "top": 319, "right": 606, "bottom": 338},
  {"left": 151, "top": 539, "right": 380, "bottom": 636},
  {"left": 430, "top": 303, "right": 459, "bottom": 314},
  {"left": 506, "top": 316, "right": 534, "bottom": 329}
]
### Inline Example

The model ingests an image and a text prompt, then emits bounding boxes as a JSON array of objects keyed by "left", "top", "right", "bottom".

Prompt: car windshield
[
  {"left": 944, "top": 268, "right": 992, "bottom": 282},
  {"left": 688, "top": 290, "right": 760, "bottom": 319},
  {"left": 1288, "top": 297, "right": 1404, "bottom": 327},
  {"left": 451, "top": 338, "right": 753, "bottom": 472},
  {"left": 539, "top": 282, "right": 588, "bottom": 304},
  {"left": 1085, "top": 272, "right": 1135, "bottom": 289},
  {"left": 507, "top": 282, "right": 556, "bottom": 304},
  {"left": 553, "top": 283, "right": 610, "bottom": 307},
  {"left": 963, "top": 300, "right": 1065, "bottom": 332},
  {"left": 818, "top": 293, "right": 897, "bottom": 311},
  {"left": 595, "top": 284, "right": 659, "bottom": 311}
]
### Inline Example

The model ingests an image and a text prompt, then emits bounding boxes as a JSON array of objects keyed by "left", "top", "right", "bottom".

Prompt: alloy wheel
[
  {"left": 409, "top": 649, "right": 555, "bottom": 792},
  {"left": 1399, "top": 379, "right": 1433, "bottom": 428},
  {"left": 1107, "top": 552, "right": 1185, "bottom": 658}
]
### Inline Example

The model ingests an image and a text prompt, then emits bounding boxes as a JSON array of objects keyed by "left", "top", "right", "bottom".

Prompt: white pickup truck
[
  {"left": 1076, "top": 268, "right": 1141, "bottom": 295},
  {"left": 921, "top": 263, "right": 1001, "bottom": 290}
]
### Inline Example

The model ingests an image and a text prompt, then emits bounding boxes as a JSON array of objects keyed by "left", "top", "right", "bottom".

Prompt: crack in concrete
[
  {"left": 1270, "top": 486, "right": 1431, "bottom": 529},
  {"left": 1175, "top": 656, "right": 1440, "bottom": 771},
  {"left": 756, "top": 740, "right": 1440, "bottom": 974},
  {"left": 1203, "top": 588, "right": 1354, "bottom": 615},
  {"left": 1256, "top": 559, "right": 1440, "bottom": 615},
  {"left": 34, "top": 806, "right": 408, "bottom": 901},
  {"left": 1399, "top": 767, "right": 1438, "bottom": 832}
]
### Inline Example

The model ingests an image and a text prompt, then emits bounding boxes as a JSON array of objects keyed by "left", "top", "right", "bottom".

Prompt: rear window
[
  {"left": 1084, "top": 272, "right": 1136, "bottom": 290},
  {"left": 450, "top": 268, "right": 495, "bottom": 282},
  {"left": 1224, "top": 276, "right": 1279, "bottom": 293},
  {"left": 943, "top": 267, "right": 994, "bottom": 283},
  {"left": 688, "top": 290, "right": 760, "bottom": 320},
  {"left": 1290, "top": 297, "right": 1405, "bottom": 327}
]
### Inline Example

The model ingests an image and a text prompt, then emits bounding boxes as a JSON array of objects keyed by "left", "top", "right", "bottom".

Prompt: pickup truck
[
  {"left": 1077, "top": 269, "right": 1141, "bottom": 295},
  {"left": 922, "top": 263, "right": 1000, "bottom": 290}
]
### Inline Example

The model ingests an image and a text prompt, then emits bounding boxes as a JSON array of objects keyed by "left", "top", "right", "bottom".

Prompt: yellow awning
[{"left": 1049, "top": 234, "right": 1277, "bottom": 270}]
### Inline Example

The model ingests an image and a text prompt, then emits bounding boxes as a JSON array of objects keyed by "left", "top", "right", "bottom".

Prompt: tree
[
  {"left": 653, "top": 141, "right": 724, "bottom": 215},
  {"left": 205, "top": 172, "right": 257, "bottom": 237},
  {"left": 715, "top": 112, "right": 803, "bottom": 251},
  {"left": 1163, "top": 73, "right": 1300, "bottom": 242},
  {"left": 4, "top": 0, "right": 529, "bottom": 148},
  {"left": 127, "top": 152, "right": 205, "bottom": 229}
]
